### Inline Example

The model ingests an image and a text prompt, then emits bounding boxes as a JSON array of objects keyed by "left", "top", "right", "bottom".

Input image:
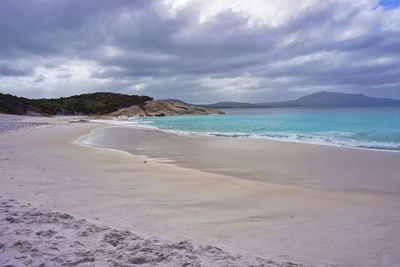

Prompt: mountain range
[{"left": 203, "top": 91, "right": 400, "bottom": 108}]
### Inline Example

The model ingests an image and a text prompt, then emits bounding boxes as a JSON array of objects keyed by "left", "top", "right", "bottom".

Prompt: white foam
[
  {"left": 90, "top": 118, "right": 159, "bottom": 130},
  {"left": 90, "top": 118, "right": 400, "bottom": 152}
]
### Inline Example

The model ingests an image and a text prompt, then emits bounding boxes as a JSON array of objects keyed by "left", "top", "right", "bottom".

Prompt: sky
[{"left": 0, "top": 0, "right": 399, "bottom": 103}]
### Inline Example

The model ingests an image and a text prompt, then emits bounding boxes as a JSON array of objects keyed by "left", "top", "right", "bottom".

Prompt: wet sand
[
  {"left": 1, "top": 116, "right": 400, "bottom": 266},
  {"left": 80, "top": 126, "right": 400, "bottom": 194}
]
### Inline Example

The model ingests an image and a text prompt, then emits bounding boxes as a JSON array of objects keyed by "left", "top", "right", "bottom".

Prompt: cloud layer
[{"left": 0, "top": 0, "right": 399, "bottom": 102}]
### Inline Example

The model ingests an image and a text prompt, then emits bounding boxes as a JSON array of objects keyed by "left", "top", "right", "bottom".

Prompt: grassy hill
[{"left": 0, "top": 92, "right": 153, "bottom": 115}]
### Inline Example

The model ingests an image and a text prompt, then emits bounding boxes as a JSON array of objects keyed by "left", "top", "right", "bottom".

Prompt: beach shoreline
[
  {"left": 91, "top": 117, "right": 400, "bottom": 154},
  {"left": 79, "top": 123, "right": 400, "bottom": 195},
  {"left": 1, "top": 115, "right": 400, "bottom": 266}
]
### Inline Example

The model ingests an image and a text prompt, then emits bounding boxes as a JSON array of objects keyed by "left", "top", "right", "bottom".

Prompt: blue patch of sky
[{"left": 379, "top": 0, "right": 400, "bottom": 9}]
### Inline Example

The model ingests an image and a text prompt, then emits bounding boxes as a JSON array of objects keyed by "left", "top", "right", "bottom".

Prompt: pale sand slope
[
  {"left": 0, "top": 116, "right": 399, "bottom": 266},
  {"left": 0, "top": 197, "right": 289, "bottom": 267}
]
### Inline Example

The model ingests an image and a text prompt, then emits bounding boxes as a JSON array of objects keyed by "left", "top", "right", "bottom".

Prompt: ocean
[{"left": 127, "top": 107, "right": 400, "bottom": 151}]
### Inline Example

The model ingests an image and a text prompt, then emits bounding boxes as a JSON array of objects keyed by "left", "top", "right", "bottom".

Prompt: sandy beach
[{"left": 1, "top": 115, "right": 400, "bottom": 266}]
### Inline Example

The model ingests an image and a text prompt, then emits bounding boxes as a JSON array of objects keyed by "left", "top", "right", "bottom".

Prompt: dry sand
[
  {"left": 0, "top": 196, "right": 289, "bottom": 267},
  {"left": 1, "top": 115, "right": 400, "bottom": 266}
]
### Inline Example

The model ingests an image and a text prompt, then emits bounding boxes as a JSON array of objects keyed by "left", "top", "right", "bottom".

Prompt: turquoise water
[{"left": 130, "top": 108, "right": 400, "bottom": 151}]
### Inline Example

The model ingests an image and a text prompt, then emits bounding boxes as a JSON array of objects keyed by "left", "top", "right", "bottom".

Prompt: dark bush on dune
[{"left": 0, "top": 92, "right": 153, "bottom": 115}]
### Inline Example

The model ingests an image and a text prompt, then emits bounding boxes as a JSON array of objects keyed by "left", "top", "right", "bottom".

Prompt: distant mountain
[
  {"left": 265, "top": 91, "right": 400, "bottom": 107},
  {"left": 204, "top": 91, "right": 400, "bottom": 108},
  {"left": 203, "top": 101, "right": 258, "bottom": 108}
]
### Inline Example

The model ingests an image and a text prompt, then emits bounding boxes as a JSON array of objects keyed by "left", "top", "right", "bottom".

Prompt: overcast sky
[{"left": 0, "top": 0, "right": 399, "bottom": 103}]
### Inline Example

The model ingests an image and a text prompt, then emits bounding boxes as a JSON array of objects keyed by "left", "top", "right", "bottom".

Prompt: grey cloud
[
  {"left": 0, "top": 0, "right": 399, "bottom": 102},
  {"left": 0, "top": 63, "right": 32, "bottom": 77}
]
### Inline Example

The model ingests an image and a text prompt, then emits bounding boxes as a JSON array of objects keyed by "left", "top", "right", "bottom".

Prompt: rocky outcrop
[
  {"left": 108, "top": 99, "right": 225, "bottom": 117},
  {"left": 108, "top": 105, "right": 146, "bottom": 117}
]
